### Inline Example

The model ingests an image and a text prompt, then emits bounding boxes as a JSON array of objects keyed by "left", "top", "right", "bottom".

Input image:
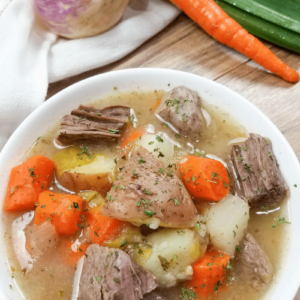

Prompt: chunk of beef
[
  {"left": 57, "top": 105, "right": 130, "bottom": 144},
  {"left": 102, "top": 147, "right": 198, "bottom": 228},
  {"left": 236, "top": 233, "right": 273, "bottom": 290},
  {"left": 143, "top": 287, "right": 182, "bottom": 300},
  {"left": 227, "top": 133, "right": 287, "bottom": 208},
  {"left": 155, "top": 86, "right": 205, "bottom": 138},
  {"left": 73, "top": 244, "right": 158, "bottom": 300}
]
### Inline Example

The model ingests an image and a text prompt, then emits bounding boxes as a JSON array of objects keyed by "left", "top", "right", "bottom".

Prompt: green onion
[{"left": 215, "top": 0, "right": 300, "bottom": 53}]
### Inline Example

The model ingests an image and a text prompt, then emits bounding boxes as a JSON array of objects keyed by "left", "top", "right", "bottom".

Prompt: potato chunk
[
  {"left": 53, "top": 147, "right": 115, "bottom": 196},
  {"left": 142, "top": 229, "right": 207, "bottom": 287}
]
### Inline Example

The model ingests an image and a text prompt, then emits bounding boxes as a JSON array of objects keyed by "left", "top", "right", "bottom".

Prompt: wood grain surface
[{"left": 47, "top": 12, "right": 300, "bottom": 298}]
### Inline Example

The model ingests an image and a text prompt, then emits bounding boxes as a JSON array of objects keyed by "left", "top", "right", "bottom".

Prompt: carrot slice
[
  {"left": 88, "top": 209, "right": 127, "bottom": 245},
  {"left": 34, "top": 191, "right": 83, "bottom": 235},
  {"left": 120, "top": 128, "right": 145, "bottom": 149},
  {"left": 187, "top": 249, "right": 230, "bottom": 297},
  {"left": 169, "top": 0, "right": 299, "bottom": 83},
  {"left": 61, "top": 239, "right": 89, "bottom": 266},
  {"left": 179, "top": 156, "right": 229, "bottom": 202},
  {"left": 3, "top": 155, "right": 55, "bottom": 212},
  {"left": 152, "top": 99, "right": 161, "bottom": 111}
]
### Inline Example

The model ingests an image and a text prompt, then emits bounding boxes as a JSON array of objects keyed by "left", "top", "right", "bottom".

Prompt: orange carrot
[
  {"left": 169, "top": 0, "right": 299, "bottom": 83},
  {"left": 152, "top": 99, "right": 161, "bottom": 111},
  {"left": 3, "top": 155, "right": 55, "bottom": 212},
  {"left": 120, "top": 129, "right": 145, "bottom": 149},
  {"left": 34, "top": 191, "right": 83, "bottom": 235},
  {"left": 61, "top": 239, "right": 89, "bottom": 266},
  {"left": 88, "top": 209, "right": 127, "bottom": 245},
  {"left": 179, "top": 156, "right": 229, "bottom": 202},
  {"left": 187, "top": 249, "right": 230, "bottom": 297}
]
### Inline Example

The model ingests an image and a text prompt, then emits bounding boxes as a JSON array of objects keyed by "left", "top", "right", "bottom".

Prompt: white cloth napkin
[{"left": 0, "top": 0, "right": 180, "bottom": 150}]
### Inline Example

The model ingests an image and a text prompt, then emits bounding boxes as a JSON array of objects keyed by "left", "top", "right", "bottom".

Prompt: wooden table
[{"left": 48, "top": 12, "right": 300, "bottom": 297}]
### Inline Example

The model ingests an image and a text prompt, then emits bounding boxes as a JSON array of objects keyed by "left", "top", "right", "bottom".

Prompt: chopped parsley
[
  {"left": 223, "top": 182, "right": 228, "bottom": 188},
  {"left": 244, "top": 164, "right": 251, "bottom": 172},
  {"left": 108, "top": 128, "right": 120, "bottom": 134},
  {"left": 41, "top": 204, "right": 46, "bottom": 209},
  {"left": 173, "top": 198, "right": 180, "bottom": 205},
  {"left": 138, "top": 157, "right": 145, "bottom": 164},
  {"left": 113, "top": 278, "right": 120, "bottom": 284},
  {"left": 181, "top": 287, "right": 197, "bottom": 300},
  {"left": 238, "top": 157, "right": 243, "bottom": 162},
  {"left": 156, "top": 168, "right": 164, "bottom": 175},
  {"left": 175, "top": 134, "right": 180, "bottom": 138},
  {"left": 235, "top": 246, "right": 242, "bottom": 253},
  {"left": 156, "top": 136, "right": 164, "bottom": 143},
  {"left": 77, "top": 146, "right": 93, "bottom": 159},
  {"left": 242, "top": 146, "right": 248, "bottom": 151},
  {"left": 130, "top": 115, "right": 135, "bottom": 123},
  {"left": 182, "top": 114, "right": 188, "bottom": 122},
  {"left": 144, "top": 209, "right": 155, "bottom": 217},
  {"left": 120, "top": 241, "right": 127, "bottom": 248},
  {"left": 96, "top": 277, "right": 102, "bottom": 282},
  {"left": 132, "top": 169, "right": 140, "bottom": 178},
  {"left": 294, "top": 184, "right": 297, "bottom": 188},
  {"left": 272, "top": 216, "right": 291, "bottom": 228},
  {"left": 28, "top": 168, "right": 35, "bottom": 177},
  {"left": 149, "top": 141, "right": 154, "bottom": 145}
]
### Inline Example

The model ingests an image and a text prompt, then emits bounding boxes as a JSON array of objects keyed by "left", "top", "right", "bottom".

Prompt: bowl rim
[{"left": 0, "top": 68, "right": 300, "bottom": 300}]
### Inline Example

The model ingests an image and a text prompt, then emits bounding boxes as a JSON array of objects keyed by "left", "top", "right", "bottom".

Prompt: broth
[{"left": 2, "top": 90, "right": 289, "bottom": 300}]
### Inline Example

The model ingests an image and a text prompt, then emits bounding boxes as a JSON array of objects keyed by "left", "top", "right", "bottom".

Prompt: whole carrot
[{"left": 170, "top": 0, "right": 299, "bottom": 83}]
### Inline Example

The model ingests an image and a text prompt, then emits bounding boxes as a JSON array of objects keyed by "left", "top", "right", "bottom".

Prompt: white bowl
[{"left": 0, "top": 68, "right": 299, "bottom": 300}]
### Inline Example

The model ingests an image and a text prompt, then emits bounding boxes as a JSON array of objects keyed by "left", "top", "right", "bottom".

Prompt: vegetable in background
[
  {"left": 34, "top": 191, "right": 83, "bottom": 235},
  {"left": 206, "top": 194, "right": 249, "bottom": 257},
  {"left": 169, "top": 0, "right": 299, "bottom": 82},
  {"left": 179, "top": 156, "right": 230, "bottom": 202},
  {"left": 3, "top": 155, "right": 55, "bottom": 211},
  {"left": 34, "top": 0, "right": 130, "bottom": 39},
  {"left": 186, "top": 249, "right": 230, "bottom": 297},
  {"left": 216, "top": 0, "right": 300, "bottom": 53}
]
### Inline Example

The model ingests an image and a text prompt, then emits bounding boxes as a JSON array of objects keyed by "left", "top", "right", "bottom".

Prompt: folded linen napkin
[{"left": 0, "top": 0, "right": 180, "bottom": 151}]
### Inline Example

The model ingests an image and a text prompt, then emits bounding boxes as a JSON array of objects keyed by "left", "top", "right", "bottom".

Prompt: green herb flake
[
  {"left": 242, "top": 177, "right": 246, "bottom": 181},
  {"left": 156, "top": 136, "right": 164, "bottom": 143},
  {"left": 108, "top": 128, "right": 120, "bottom": 134},
  {"left": 157, "top": 168, "right": 164, "bottom": 175},
  {"left": 113, "top": 278, "right": 120, "bottom": 284},
  {"left": 94, "top": 231, "right": 99, "bottom": 237},
  {"left": 174, "top": 198, "right": 180, "bottom": 205},
  {"left": 145, "top": 209, "right": 155, "bottom": 217},
  {"left": 149, "top": 141, "right": 154, "bottom": 145},
  {"left": 233, "top": 230, "right": 236, "bottom": 238},
  {"left": 182, "top": 114, "right": 188, "bottom": 122},
  {"left": 120, "top": 241, "right": 127, "bottom": 248},
  {"left": 41, "top": 204, "right": 46, "bottom": 209},
  {"left": 181, "top": 287, "right": 197, "bottom": 300},
  {"left": 294, "top": 184, "right": 297, "bottom": 188},
  {"left": 138, "top": 157, "right": 145, "bottom": 164},
  {"left": 272, "top": 216, "right": 291, "bottom": 228},
  {"left": 96, "top": 277, "right": 102, "bottom": 282},
  {"left": 195, "top": 222, "right": 200, "bottom": 230},
  {"left": 77, "top": 146, "right": 93, "bottom": 159},
  {"left": 223, "top": 182, "right": 228, "bottom": 188},
  {"left": 175, "top": 134, "right": 180, "bottom": 138},
  {"left": 238, "top": 157, "right": 243, "bottom": 162},
  {"left": 242, "top": 146, "right": 248, "bottom": 151},
  {"left": 235, "top": 246, "right": 242, "bottom": 253}
]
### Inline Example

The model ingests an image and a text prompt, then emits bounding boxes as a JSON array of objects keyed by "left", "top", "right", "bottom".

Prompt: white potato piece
[
  {"left": 142, "top": 229, "right": 207, "bottom": 287},
  {"left": 135, "top": 133, "right": 174, "bottom": 166},
  {"left": 207, "top": 194, "right": 249, "bottom": 257}
]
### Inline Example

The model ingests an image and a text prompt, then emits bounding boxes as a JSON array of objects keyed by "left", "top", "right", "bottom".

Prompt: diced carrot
[
  {"left": 3, "top": 155, "right": 55, "bottom": 212},
  {"left": 187, "top": 249, "right": 230, "bottom": 297},
  {"left": 179, "top": 156, "right": 230, "bottom": 202},
  {"left": 34, "top": 191, "right": 83, "bottom": 235},
  {"left": 88, "top": 209, "right": 127, "bottom": 245},
  {"left": 120, "top": 128, "right": 145, "bottom": 149},
  {"left": 152, "top": 99, "right": 161, "bottom": 111},
  {"left": 61, "top": 239, "right": 89, "bottom": 266}
]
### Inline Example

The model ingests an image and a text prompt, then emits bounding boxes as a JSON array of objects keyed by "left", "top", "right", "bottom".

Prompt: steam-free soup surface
[{"left": 3, "top": 90, "right": 289, "bottom": 300}]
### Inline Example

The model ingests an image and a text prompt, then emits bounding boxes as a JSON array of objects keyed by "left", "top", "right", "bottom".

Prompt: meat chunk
[
  {"left": 57, "top": 105, "right": 130, "bottom": 144},
  {"left": 236, "top": 233, "right": 273, "bottom": 290},
  {"left": 102, "top": 147, "right": 198, "bottom": 228},
  {"left": 155, "top": 86, "right": 205, "bottom": 138},
  {"left": 227, "top": 133, "right": 287, "bottom": 208},
  {"left": 73, "top": 244, "right": 158, "bottom": 300}
]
